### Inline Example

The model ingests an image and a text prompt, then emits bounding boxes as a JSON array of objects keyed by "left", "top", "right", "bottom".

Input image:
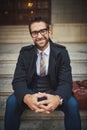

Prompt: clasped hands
[{"left": 24, "top": 92, "right": 61, "bottom": 114}]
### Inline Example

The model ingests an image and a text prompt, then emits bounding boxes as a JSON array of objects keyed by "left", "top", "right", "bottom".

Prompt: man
[{"left": 4, "top": 16, "right": 81, "bottom": 130}]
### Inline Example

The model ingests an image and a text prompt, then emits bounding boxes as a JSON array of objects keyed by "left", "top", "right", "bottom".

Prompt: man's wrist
[
  {"left": 23, "top": 94, "right": 31, "bottom": 103},
  {"left": 59, "top": 97, "right": 63, "bottom": 105},
  {"left": 56, "top": 95, "right": 63, "bottom": 105}
]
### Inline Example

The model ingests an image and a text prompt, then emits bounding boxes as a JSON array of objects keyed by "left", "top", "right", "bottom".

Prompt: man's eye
[
  {"left": 32, "top": 31, "right": 37, "bottom": 35},
  {"left": 41, "top": 30, "right": 45, "bottom": 33},
  {"left": 40, "top": 29, "right": 47, "bottom": 33}
]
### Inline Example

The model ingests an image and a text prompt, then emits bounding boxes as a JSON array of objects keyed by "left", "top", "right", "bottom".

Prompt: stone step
[
  {"left": 0, "top": 26, "right": 32, "bottom": 44},
  {"left": 0, "top": 52, "right": 87, "bottom": 62},
  {"left": 21, "top": 110, "right": 87, "bottom": 130},
  {"left": 0, "top": 24, "right": 87, "bottom": 43},
  {"left": 0, "top": 109, "right": 87, "bottom": 130},
  {"left": 1, "top": 75, "right": 87, "bottom": 95},
  {"left": 52, "top": 24, "right": 87, "bottom": 43},
  {"left": 0, "top": 77, "right": 13, "bottom": 93},
  {"left": 0, "top": 64, "right": 86, "bottom": 80},
  {"left": 0, "top": 110, "right": 64, "bottom": 130},
  {"left": 0, "top": 42, "right": 87, "bottom": 53},
  {"left": 0, "top": 60, "right": 86, "bottom": 73},
  {"left": 0, "top": 68, "right": 86, "bottom": 81},
  {"left": 0, "top": 51, "right": 87, "bottom": 80}
]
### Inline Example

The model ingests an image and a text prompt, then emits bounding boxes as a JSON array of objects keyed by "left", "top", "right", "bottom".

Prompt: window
[{"left": 0, "top": 0, "right": 51, "bottom": 25}]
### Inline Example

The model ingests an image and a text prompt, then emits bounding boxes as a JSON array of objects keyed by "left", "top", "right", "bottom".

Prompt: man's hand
[
  {"left": 23, "top": 92, "right": 61, "bottom": 114},
  {"left": 23, "top": 93, "right": 50, "bottom": 114},
  {"left": 37, "top": 93, "right": 61, "bottom": 112}
]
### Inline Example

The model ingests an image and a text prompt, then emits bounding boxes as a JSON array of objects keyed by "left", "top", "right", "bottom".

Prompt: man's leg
[
  {"left": 4, "top": 94, "right": 24, "bottom": 130},
  {"left": 59, "top": 96, "right": 81, "bottom": 130}
]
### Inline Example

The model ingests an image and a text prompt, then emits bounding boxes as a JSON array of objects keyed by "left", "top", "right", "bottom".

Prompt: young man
[{"left": 4, "top": 16, "right": 81, "bottom": 130}]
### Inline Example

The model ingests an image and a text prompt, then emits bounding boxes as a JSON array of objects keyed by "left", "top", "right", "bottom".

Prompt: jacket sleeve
[
  {"left": 12, "top": 49, "right": 30, "bottom": 105},
  {"left": 52, "top": 48, "right": 72, "bottom": 103}
]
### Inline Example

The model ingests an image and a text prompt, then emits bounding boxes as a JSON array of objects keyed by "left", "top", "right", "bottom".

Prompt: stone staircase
[{"left": 0, "top": 25, "right": 87, "bottom": 130}]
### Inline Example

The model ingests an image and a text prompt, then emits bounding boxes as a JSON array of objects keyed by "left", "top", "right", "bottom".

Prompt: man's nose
[{"left": 37, "top": 32, "right": 43, "bottom": 38}]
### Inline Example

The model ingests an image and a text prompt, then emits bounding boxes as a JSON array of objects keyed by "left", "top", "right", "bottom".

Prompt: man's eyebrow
[{"left": 31, "top": 28, "right": 47, "bottom": 32}]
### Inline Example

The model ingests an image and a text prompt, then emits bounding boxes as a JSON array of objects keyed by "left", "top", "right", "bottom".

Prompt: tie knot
[
  {"left": 40, "top": 52, "right": 45, "bottom": 59},
  {"left": 41, "top": 51, "right": 44, "bottom": 55}
]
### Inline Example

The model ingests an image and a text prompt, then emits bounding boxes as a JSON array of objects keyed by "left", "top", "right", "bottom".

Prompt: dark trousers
[{"left": 4, "top": 92, "right": 81, "bottom": 130}]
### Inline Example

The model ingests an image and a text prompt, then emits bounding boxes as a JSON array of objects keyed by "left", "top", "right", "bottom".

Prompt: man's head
[{"left": 29, "top": 16, "right": 51, "bottom": 50}]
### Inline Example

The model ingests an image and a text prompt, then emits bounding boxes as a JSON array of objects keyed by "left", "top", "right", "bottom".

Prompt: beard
[{"left": 34, "top": 37, "right": 49, "bottom": 50}]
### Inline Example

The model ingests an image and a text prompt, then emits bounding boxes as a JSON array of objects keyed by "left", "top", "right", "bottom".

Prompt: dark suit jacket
[{"left": 12, "top": 39, "right": 72, "bottom": 105}]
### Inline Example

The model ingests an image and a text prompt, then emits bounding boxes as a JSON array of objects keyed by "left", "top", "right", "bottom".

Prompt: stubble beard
[{"left": 35, "top": 38, "right": 49, "bottom": 50}]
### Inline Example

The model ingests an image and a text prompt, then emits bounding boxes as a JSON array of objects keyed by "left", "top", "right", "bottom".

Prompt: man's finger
[
  {"left": 35, "top": 108, "right": 50, "bottom": 114},
  {"left": 37, "top": 99, "right": 49, "bottom": 105},
  {"left": 43, "top": 103, "right": 54, "bottom": 111}
]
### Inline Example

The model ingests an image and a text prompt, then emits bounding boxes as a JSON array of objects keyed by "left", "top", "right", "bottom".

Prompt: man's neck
[{"left": 38, "top": 42, "right": 50, "bottom": 51}]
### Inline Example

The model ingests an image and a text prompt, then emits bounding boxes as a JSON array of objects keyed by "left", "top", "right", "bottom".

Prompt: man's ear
[
  {"left": 48, "top": 25, "right": 53, "bottom": 35},
  {"left": 49, "top": 30, "right": 52, "bottom": 34},
  {"left": 48, "top": 28, "right": 53, "bottom": 37}
]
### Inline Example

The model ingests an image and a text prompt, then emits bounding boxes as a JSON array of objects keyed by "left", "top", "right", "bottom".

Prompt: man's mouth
[{"left": 36, "top": 39, "right": 45, "bottom": 43}]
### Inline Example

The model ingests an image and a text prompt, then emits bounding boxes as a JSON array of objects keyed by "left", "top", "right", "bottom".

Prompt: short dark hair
[{"left": 29, "top": 16, "right": 49, "bottom": 33}]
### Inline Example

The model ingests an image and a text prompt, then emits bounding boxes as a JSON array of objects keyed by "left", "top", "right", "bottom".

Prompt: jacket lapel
[
  {"left": 48, "top": 42, "right": 57, "bottom": 81},
  {"left": 28, "top": 47, "right": 37, "bottom": 80}
]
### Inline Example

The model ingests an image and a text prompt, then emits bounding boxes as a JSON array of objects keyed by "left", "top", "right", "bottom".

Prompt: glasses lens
[
  {"left": 40, "top": 28, "right": 48, "bottom": 35},
  {"left": 31, "top": 31, "right": 37, "bottom": 38}
]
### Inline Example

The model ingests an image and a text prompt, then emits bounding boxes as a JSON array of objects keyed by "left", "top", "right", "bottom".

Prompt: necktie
[{"left": 40, "top": 52, "right": 46, "bottom": 76}]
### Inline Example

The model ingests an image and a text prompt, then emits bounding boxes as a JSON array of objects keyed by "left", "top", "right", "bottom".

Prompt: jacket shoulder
[
  {"left": 50, "top": 42, "right": 67, "bottom": 55},
  {"left": 52, "top": 42, "right": 66, "bottom": 50},
  {"left": 50, "top": 41, "right": 69, "bottom": 58},
  {"left": 20, "top": 44, "right": 35, "bottom": 52},
  {"left": 20, "top": 45, "right": 35, "bottom": 54}
]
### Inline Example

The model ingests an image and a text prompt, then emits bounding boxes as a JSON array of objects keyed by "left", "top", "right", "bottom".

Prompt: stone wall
[{"left": 51, "top": 0, "right": 87, "bottom": 23}]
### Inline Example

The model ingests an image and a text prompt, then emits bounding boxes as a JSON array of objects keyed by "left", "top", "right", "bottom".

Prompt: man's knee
[
  {"left": 6, "top": 94, "right": 18, "bottom": 109},
  {"left": 67, "top": 96, "right": 79, "bottom": 111}
]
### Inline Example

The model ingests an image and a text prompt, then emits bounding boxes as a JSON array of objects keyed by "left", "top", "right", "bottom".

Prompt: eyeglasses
[{"left": 31, "top": 28, "right": 48, "bottom": 38}]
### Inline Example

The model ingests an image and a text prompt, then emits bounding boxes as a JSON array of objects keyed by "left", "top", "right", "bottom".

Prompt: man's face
[{"left": 30, "top": 21, "right": 50, "bottom": 50}]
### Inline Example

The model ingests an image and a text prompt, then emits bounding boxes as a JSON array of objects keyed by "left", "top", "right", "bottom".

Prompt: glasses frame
[{"left": 31, "top": 28, "right": 48, "bottom": 38}]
